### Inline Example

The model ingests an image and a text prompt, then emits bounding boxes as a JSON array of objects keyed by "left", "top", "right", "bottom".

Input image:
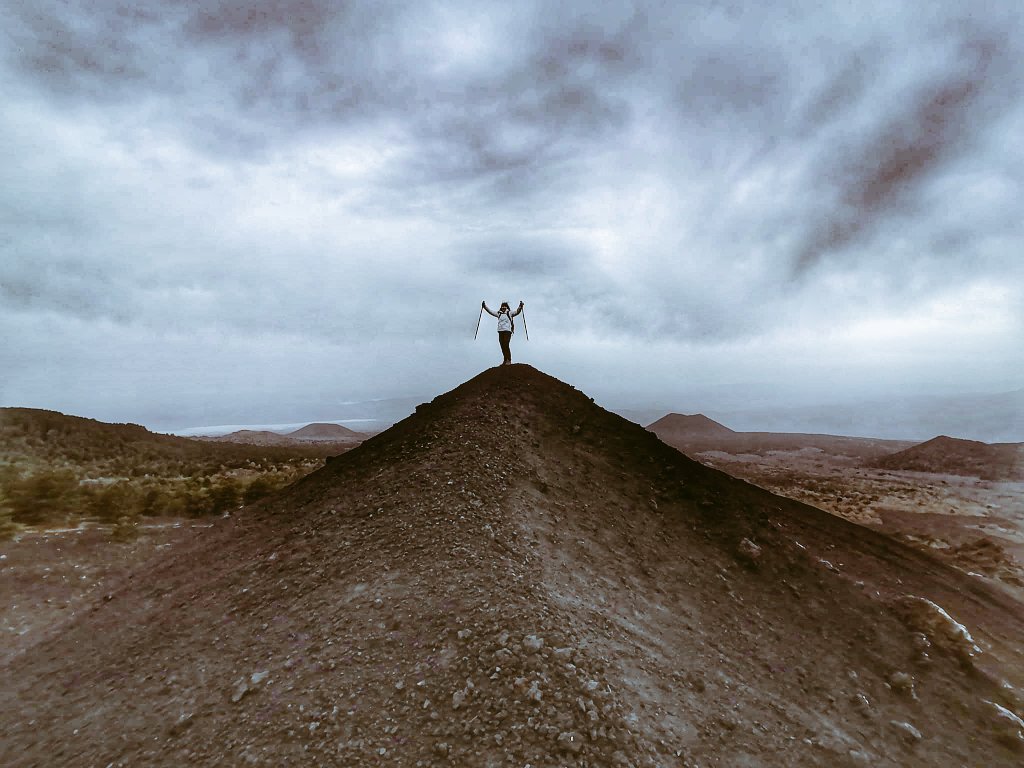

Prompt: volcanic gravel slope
[{"left": 3, "top": 365, "right": 1024, "bottom": 767}]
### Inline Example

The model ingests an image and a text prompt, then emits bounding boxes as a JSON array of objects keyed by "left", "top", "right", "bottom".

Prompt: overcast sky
[{"left": 1, "top": 0, "right": 1021, "bottom": 432}]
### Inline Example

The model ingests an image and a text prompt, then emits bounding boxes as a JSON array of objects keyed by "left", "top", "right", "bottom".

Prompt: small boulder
[
  {"left": 889, "top": 720, "right": 922, "bottom": 743},
  {"left": 736, "top": 538, "right": 762, "bottom": 568},
  {"left": 983, "top": 700, "right": 1024, "bottom": 748},
  {"left": 230, "top": 678, "right": 249, "bottom": 703},
  {"left": 452, "top": 689, "right": 466, "bottom": 710},
  {"left": 897, "top": 596, "right": 982, "bottom": 665},
  {"left": 232, "top": 670, "right": 269, "bottom": 702},
  {"left": 523, "top": 635, "right": 544, "bottom": 654},
  {"left": 553, "top": 646, "right": 574, "bottom": 661},
  {"left": 887, "top": 672, "right": 915, "bottom": 697},
  {"left": 526, "top": 680, "right": 543, "bottom": 703}
]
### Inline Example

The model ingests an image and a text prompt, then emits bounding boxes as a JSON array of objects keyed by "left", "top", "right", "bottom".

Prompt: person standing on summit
[{"left": 482, "top": 300, "right": 523, "bottom": 365}]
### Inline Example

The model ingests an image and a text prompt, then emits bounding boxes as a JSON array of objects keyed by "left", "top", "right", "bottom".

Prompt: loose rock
[
  {"left": 983, "top": 699, "right": 1024, "bottom": 748},
  {"left": 736, "top": 538, "right": 762, "bottom": 568},
  {"left": 888, "top": 671, "right": 915, "bottom": 697},
  {"left": 230, "top": 678, "right": 249, "bottom": 703},
  {"left": 452, "top": 689, "right": 466, "bottom": 709},
  {"left": 890, "top": 720, "right": 922, "bottom": 743}
]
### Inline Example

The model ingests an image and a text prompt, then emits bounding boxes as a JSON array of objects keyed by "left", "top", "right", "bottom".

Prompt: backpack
[{"left": 501, "top": 310, "right": 514, "bottom": 333}]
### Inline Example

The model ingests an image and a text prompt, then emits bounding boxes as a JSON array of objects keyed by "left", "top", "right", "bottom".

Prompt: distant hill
[
  {"left": 1, "top": 407, "right": 219, "bottom": 468},
  {"left": 288, "top": 422, "right": 363, "bottom": 441},
  {"left": 646, "top": 411, "right": 913, "bottom": 460},
  {"left": 0, "top": 407, "right": 346, "bottom": 526},
  {"left": 0, "top": 408, "right": 340, "bottom": 471},
  {"left": 647, "top": 413, "right": 736, "bottom": 440},
  {"left": 203, "top": 423, "right": 365, "bottom": 446},
  {"left": 166, "top": 397, "right": 422, "bottom": 438},
  {"left": 870, "top": 435, "right": 1024, "bottom": 481}
]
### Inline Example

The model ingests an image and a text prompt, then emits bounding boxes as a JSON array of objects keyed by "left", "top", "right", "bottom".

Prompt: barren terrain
[
  {"left": 2, "top": 367, "right": 1023, "bottom": 767},
  {"left": 0, "top": 521, "right": 212, "bottom": 666},
  {"left": 665, "top": 438, "right": 1024, "bottom": 604}
]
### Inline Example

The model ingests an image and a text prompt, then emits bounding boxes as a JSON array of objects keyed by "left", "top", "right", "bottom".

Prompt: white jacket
[{"left": 484, "top": 304, "right": 522, "bottom": 333}]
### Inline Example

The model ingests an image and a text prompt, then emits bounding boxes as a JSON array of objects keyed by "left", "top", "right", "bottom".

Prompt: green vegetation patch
[{"left": 0, "top": 408, "right": 346, "bottom": 535}]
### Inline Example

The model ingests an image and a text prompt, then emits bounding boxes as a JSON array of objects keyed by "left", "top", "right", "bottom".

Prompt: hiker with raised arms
[{"left": 481, "top": 300, "right": 523, "bottom": 366}]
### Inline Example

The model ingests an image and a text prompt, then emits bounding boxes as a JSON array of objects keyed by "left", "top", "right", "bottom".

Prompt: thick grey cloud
[
  {"left": 792, "top": 24, "right": 1019, "bottom": 273},
  {"left": 1, "top": 1, "right": 1021, "bottom": 431}
]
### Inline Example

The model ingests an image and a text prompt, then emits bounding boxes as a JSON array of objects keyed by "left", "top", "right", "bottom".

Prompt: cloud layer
[{"left": 1, "top": 1, "right": 1021, "bottom": 429}]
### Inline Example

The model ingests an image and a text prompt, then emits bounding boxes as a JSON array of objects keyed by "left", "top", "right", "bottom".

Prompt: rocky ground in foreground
[
  {"left": 2, "top": 365, "right": 1023, "bottom": 767},
  {"left": 0, "top": 521, "right": 210, "bottom": 666}
]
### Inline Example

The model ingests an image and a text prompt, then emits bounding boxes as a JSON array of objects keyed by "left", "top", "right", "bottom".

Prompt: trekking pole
[
  {"left": 521, "top": 308, "right": 529, "bottom": 341},
  {"left": 473, "top": 304, "right": 484, "bottom": 340}
]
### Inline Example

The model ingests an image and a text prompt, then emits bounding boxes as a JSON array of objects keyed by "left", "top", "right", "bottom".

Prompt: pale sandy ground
[{"left": 695, "top": 447, "right": 1024, "bottom": 602}]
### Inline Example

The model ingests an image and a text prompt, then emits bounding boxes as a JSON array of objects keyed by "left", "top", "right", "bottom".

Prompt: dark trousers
[{"left": 498, "top": 331, "right": 512, "bottom": 364}]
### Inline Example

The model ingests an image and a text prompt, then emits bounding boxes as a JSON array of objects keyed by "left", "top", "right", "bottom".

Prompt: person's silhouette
[{"left": 482, "top": 300, "right": 523, "bottom": 365}]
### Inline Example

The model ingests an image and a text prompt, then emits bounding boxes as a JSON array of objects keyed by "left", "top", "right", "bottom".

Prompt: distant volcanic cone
[
  {"left": 288, "top": 422, "right": 364, "bottom": 441},
  {"left": 647, "top": 412, "right": 736, "bottom": 442},
  {"left": 871, "top": 435, "right": 1024, "bottom": 481},
  {"left": 3, "top": 365, "right": 1023, "bottom": 767}
]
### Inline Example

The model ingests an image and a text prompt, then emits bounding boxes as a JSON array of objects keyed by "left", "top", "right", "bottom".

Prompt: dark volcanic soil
[
  {"left": 0, "top": 522, "right": 209, "bottom": 666},
  {"left": 2, "top": 365, "right": 1023, "bottom": 767}
]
